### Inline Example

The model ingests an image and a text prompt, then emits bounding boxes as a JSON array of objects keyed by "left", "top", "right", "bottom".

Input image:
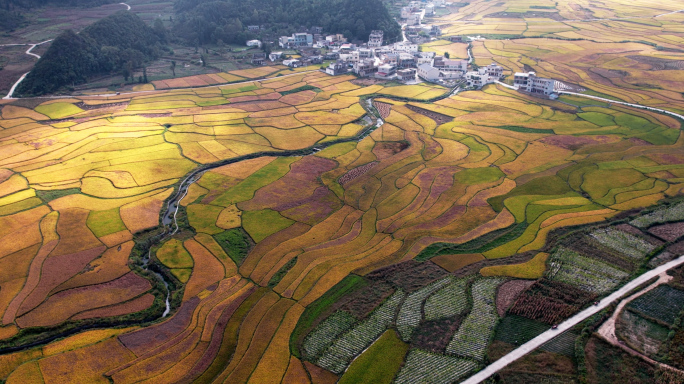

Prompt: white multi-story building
[
  {"left": 397, "top": 68, "right": 417, "bottom": 82},
  {"left": 514, "top": 71, "right": 555, "bottom": 95},
  {"left": 358, "top": 48, "right": 373, "bottom": 59},
  {"left": 246, "top": 40, "right": 262, "bottom": 48},
  {"left": 425, "top": 3, "right": 435, "bottom": 15},
  {"left": 269, "top": 52, "right": 283, "bottom": 61},
  {"left": 368, "top": 30, "right": 384, "bottom": 48},
  {"left": 377, "top": 63, "right": 397, "bottom": 78},
  {"left": 466, "top": 63, "right": 504, "bottom": 88},
  {"left": 278, "top": 33, "right": 313, "bottom": 48},
  {"left": 441, "top": 59, "right": 468, "bottom": 72},
  {"left": 416, "top": 51, "right": 435, "bottom": 65},
  {"left": 326, "top": 61, "right": 348, "bottom": 76},
  {"left": 392, "top": 42, "right": 419, "bottom": 53},
  {"left": 407, "top": 12, "right": 422, "bottom": 26},
  {"left": 418, "top": 63, "right": 440, "bottom": 81},
  {"left": 353, "top": 59, "right": 378, "bottom": 77}
]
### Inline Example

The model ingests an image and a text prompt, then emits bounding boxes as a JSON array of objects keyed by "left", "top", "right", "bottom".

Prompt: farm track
[
  {"left": 1, "top": 39, "right": 52, "bottom": 99},
  {"left": 558, "top": 91, "right": 684, "bottom": 121},
  {"left": 494, "top": 81, "right": 684, "bottom": 121},
  {"left": 595, "top": 271, "right": 684, "bottom": 374},
  {"left": 461, "top": 254, "right": 684, "bottom": 384}
]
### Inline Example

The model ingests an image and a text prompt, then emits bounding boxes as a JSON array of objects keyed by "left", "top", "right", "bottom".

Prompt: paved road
[
  {"left": 120, "top": 2, "right": 131, "bottom": 11},
  {"left": 460, "top": 254, "right": 684, "bottom": 384},
  {"left": 493, "top": 83, "right": 684, "bottom": 121},
  {"left": 2, "top": 39, "right": 52, "bottom": 99},
  {"left": 558, "top": 91, "right": 684, "bottom": 121}
]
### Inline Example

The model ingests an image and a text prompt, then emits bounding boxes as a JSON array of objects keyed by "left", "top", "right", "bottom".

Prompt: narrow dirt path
[
  {"left": 596, "top": 272, "right": 684, "bottom": 374},
  {"left": 120, "top": 2, "right": 131, "bottom": 11},
  {"left": 2, "top": 39, "right": 52, "bottom": 99}
]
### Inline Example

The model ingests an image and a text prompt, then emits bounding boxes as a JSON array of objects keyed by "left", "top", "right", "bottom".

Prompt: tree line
[
  {"left": 171, "top": 0, "right": 402, "bottom": 46},
  {"left": 16, "top": 11, "right": 165, "bottom": 97}
]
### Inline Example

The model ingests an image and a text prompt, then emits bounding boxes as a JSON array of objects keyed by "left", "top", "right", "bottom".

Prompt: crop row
[
  {"left": 631, "top": 201, "right": 684, "bottom": 228},
  {"left": 445, "top": 277, "right": 505, "bottom": 361},
  {"left": 423, "top": 277, "right": 472, "bottom": 321},
  {"left": 301, "top": 310, "right": 357, "bottom": 361},
  {"left": 589, "top": 227, "right": 656, "bottom": 259},
  {"left": 547, "top": 247, "right": 628, "bottom": 293},
  {"left": 316, "top": 290, "right": 405, "bottom": 374},
  {"left": 393, "top": 349, "right": 477, "bottom": 384},
  {"left": 627, "top": 285, "right": 684, "bottom": 326},
  {"left": 396, "top": 277, "right": 452, "bottom": 341}
]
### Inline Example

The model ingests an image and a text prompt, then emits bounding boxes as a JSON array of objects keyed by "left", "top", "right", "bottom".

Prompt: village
[{"left": 245, "top": 0, "right": 558, "bottom": 96}]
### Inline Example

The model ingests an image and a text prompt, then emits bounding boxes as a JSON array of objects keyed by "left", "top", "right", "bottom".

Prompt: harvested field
[
  {"left": 496, "top": 279, "right": 535, "bottom": 316},
  {"left": 338, "top": 162, "right": 378, "bottom": 185},
  {"left": 648, "top": 222, "right": 684, "bottom": 242}
]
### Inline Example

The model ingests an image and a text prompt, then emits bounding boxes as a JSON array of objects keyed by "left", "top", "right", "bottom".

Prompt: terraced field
[{"left": 0, "top": 0, "right": 683, "bottom": 382}]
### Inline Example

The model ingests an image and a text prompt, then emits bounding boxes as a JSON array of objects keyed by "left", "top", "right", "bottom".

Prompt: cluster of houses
[
  {"left": 401, "top": 0, "right": 445, "bottom": 43},
  {"left": 320, "top": 29, "right": 505, "bottom": 86},
  {"left": 243, "top": 13, "right": 558, "bottom": 96}
]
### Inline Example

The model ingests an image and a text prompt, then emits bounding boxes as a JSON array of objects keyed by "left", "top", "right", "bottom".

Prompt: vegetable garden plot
[
  {"left": 446, "top": 277, "right": 506, "bottom": 361},
  {"left": 394, "top": 349, "right": 477, "bottom": 384},
  {"left": 631, "top": 201, "right": 684, "bottom": 228},
  {"left": 627, "top": 285, "right": 684, "bottom": 326},
  {"left": 423, "top": 277, "right": 472, "bottom": 321},
  {"left": 396, "top": 277, "right": 452, "bottom": 341},
  {"left": 546, "top": 247, "right": 629, "bottom": 293},
  {"left": 315, "top": 290, "right": 404, "bottom": 374},
  {"left": 589, "top": 227, "right": 658, "bottom": 259}
]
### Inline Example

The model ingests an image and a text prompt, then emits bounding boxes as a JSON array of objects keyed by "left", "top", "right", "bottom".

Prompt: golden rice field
[
  {"left": 0, "top": 0, "right": 684, "bottom": 382},
  {"left": 0, "top": 64, "right": 681, "bottom": 381},
  {"left": 436, "top": 0, "right": 684, "bottom": 51}
]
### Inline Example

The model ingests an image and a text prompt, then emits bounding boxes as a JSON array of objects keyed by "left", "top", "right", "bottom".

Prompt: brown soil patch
[
  {"left": 351, "top": 78, "right": 389, "bottom": 86},
  {"left": 139, "top": 112, "right": 172, "bottom": 118},
  {"left": 338, "top": 161, "right": 378, "bottom": 185},
  {"left": 75, "top": 101, "right": 129, "bottom": 110},
  {"left": 339, "top": 282, "right": 395, "bottom": 319},
  {"left": 373, "top": 141, "right": 409, "bottom": 160},
  {"left": 366, "top": 260, "right": 450, "bottom": 293},
  {"left": 431, "top": 253, "right": 485, "bottom": 273},
  {"left": 627, "top": 55, "right": 684, "bottom": 71},
  {"left": 648, "top": 222, "right": 684, "bottom": 242},
  {"left": 373, "top": 101, "right": 392, "bottom": 119},
  {"left": 411, "top": 316, "right": 463, "bottom": 354},
  {"left": 496, "top": 279, "right": 535, "bottom": 316},
  {"left": 405, "top": 104, "right": 453, "bottom": 125}
]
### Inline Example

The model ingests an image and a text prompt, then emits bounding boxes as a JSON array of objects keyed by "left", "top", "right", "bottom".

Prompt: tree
[
  {"left": 143, "top": 66, "right": 148, "bottom": 83},
  {"left": 200, "top": 54, "right": 207, "bottom": 67},
  {"left": 170, "top": 60, "right": 176, "bottom": 77},
  {"left": 125, "top": 61, "right": 133, "bottom": 82},
  {"left": 153, "top": 18, "right": 167, "bottom": 42},
  {"left": 444, "top": 52, "right": 450, "bottom": 58}
]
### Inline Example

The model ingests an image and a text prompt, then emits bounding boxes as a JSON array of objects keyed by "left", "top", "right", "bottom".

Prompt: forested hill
[
  {"left": 173, "top": 0, "right": 402, "bottom": 45},
  {"left": 16, "top": 11, "right": 164, "bottom": 97},
  {"left": 0, "top": 0, "right": 117, "bottom": 8}
]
